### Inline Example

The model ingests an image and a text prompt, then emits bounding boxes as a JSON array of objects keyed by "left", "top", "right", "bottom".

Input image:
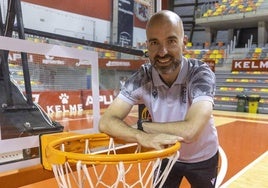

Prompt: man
[{"left": 99, "top": 10, "right": 219, "bottom": 188}]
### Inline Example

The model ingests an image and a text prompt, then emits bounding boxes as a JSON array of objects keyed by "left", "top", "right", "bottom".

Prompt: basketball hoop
[{"left": 40, "top": 132, "right": 181, "bottom": 188}]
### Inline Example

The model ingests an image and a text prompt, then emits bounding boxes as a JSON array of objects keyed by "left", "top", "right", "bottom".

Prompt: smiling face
[{"left": 146, "top": 11, "right": 184, "bottom": 77}]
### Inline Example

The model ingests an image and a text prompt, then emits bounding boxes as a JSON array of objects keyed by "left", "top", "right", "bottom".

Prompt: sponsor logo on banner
[
  {"left": 34, "top": 92, "right": 83, "bottom": 114},
  {"left": 232, "top": 59, "right": 268, "bottom": 71},
  {"left": 8, "top": 51, "right": 85, "bottom": 67},
  {"left": 42, "top": 55, "right": 65, "bottom": 65},
  {"left": 106, "top": 60, "right": 131, "bottom": 67},
  {"left": 75, "top": 60, "right": 91, "bottom": 66},
  {"left": 32, "top": 90, "right": 115, "bottom": 115},
  {"left": 8, "top": 52, "right": 34, "bottom": 62},
  {"left": 82, "top": 90, "right": 114, "bottom": 109}
]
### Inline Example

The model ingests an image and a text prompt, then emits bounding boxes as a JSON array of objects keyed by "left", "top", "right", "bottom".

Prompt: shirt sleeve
[
  {"left": 117, "top": 63, "right": 152, "bottom": 105},
  {"left": 188, "top": 61, "right": 216, "bottom": 104}
]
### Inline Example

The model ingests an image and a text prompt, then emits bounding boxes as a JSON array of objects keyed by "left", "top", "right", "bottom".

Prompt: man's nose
[{"left": 157, "top": 44, "right": 168, "bottom": 57}]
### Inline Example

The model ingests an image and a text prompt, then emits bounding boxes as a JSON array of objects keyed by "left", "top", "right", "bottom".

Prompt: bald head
[{"left": 146, "top": 10, "right": 184, "bottom": 37}]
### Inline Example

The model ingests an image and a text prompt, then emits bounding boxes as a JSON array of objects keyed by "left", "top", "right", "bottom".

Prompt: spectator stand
[
  {"left": 183, "top": 41, "right": 226, "bottom": 67},
  {"left": 200, "top": 0, "right": 265, "bottom": 18},
  {"left": 214, "top": 70, "right": 268, "bottom": 113}
]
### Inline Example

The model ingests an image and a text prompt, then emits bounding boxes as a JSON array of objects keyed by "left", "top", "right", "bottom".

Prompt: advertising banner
[
  {"left": 118, "top": 0, "right": 134, "bottom": 46},
  {"left": 232, "top": 59, "right": 268, "bottom": 71},
  {"left": 32, "top": 90, "right": 115, "bottom": 115}
]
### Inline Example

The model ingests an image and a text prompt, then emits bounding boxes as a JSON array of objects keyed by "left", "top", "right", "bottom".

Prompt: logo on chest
[{"left": 181, "top": 85, "right": 187, "bottom": 103}]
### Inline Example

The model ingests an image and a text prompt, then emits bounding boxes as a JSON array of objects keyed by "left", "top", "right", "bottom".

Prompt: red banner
[
  {"left": 32, "top": 90, "right": 115, "bottom": 115},
  {"left": 9, "top": 51, "right": 147, "bottom": 70},
  {"left": 98, "top": 58, "right": 147, "bottom": 70},
  {"left": 81, "top": 90, "right": 115, "bottom": 110}
]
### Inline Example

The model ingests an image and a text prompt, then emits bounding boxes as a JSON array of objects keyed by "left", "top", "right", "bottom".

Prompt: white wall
[{"left": 21, "top": 2, "right": 109, "bottom": 42}]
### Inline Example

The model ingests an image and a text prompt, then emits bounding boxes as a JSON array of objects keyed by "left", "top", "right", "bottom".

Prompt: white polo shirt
[{"left": 118, "top": 57, "right": 219, "bottom": 163}]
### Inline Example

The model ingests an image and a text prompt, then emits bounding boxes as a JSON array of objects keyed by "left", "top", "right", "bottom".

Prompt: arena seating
[
  {"left": 9, "top": 63, "right": 45, "bottom": 91},
  {"left": 246, "top": 47, "right": 268, "bottom": 59},
  {"left": 183, "top": 48, "right": 225, "bottom": 65},
  {"left": 95, "top": 48, "right": 117, "bottom": 59},
  {"left": 214, "top": 71, "right": 268, "bottom": 113},
  {"left": 182, "top": 42, "right": 268, "bottom": 114},
  {"left": 202, "top": 0, "right": 264, "bottom": 17}
]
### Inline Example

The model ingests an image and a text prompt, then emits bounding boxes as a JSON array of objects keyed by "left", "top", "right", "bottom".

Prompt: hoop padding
[{"left": 41, "top": 132, "right": 181, "bottom": 188}]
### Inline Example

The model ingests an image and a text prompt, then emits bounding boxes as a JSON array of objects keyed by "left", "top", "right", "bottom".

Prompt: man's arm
[
  {"left": 99, "top": 97, "right": 182, "bottom": 149},
  {"left": 142, "top": 100, "right": 213, "bottom": 143},
  {"left": 99, "top": 97, "right": 140, "bottom": 142}
]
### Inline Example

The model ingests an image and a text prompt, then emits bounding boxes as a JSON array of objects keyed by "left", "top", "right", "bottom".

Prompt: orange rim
[{"left": 46, "top": 133, "right": 181, "bottom": 165}]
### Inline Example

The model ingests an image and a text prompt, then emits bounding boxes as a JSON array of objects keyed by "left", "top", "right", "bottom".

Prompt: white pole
[
  {"left": 156, "top": 0, "right": 162, "bottom": 12},
  {"left": 233, "top": 36, "right": 236, "bottom": 50},
  {"left": 250, "top": 34, "right": 253, "bottom": 48}
]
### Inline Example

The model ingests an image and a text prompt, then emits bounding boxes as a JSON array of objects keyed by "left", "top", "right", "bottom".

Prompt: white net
[{"left": 46, "top": 135, "right": 180, "bottom": 188}]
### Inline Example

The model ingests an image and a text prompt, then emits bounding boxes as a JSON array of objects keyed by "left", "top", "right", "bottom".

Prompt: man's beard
[{"left": 152, "top": 55, "right": 181, "bottom": 75}]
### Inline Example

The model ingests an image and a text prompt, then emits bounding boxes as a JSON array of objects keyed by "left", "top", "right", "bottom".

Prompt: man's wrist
[
  {"left": 137, "top": 119, "right": 151, "bottom": 131},
  {"left": 137, "top": 119, "right": 144, "bottom": 131}
]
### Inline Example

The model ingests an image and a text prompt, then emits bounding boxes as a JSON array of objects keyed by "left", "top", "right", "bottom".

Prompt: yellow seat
[
  {"left": 207, "top": 9, "right": 213, "bottom": 13},
  {"left": 241, "top": 79, "right": 249, "bottom": 83},
  {"left": 255, "top": 48, "right": 262, "bottom": 53},
  {"left": 245, "top": 7, "right": 253, "bottom": 12},
  {"left": 105, "top": 52, "right": 111, "bottom": 57},
  {"left": 186, "top": 42, "right": 192, "bottom": 47},
  {"left": 203, "top": 13, "right": 208, "bottom": 17},
  {"left": 194, "top": 50, "right": 201, "bottom": 55},
  {"left": 226, "top": 79, "right": 234, "bottom": 82},
  {"left": 230, "top": 3, "right": 236, "bottom": 7},
  {"left": 213, "top": 11, "right": 219, "bottom": 16},
  {"left": 209, "top": 54, "right": 216, "bottom": 59},
  {"left": 238, "top": 5, "right": 245, "bottom": 10},
  {"left": 213, "top": 49, "right": 219, "bottom": 54},
  {"left": 185, "top": 54, "right": 191, "bottom": 58},
  {"left": 216, "top": 54, "right": 223, "bottom": 59}
]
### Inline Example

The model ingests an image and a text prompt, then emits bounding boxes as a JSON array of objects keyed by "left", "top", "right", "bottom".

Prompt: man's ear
[
  {"left": 183, "top": 35, "right": 188, "bottom": 51},
  {"left": 183, "top": 35, "right": 188, "bottom": 46}
]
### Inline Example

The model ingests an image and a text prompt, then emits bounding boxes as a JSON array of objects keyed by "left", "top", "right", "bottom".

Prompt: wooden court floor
[{"left": 1, "top": 110, "right": 268, "bottom": 187}]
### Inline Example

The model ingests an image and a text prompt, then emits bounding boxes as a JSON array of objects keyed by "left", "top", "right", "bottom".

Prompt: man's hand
[{"left": 136, "top": 132, "right": 183, "bottom": 150}]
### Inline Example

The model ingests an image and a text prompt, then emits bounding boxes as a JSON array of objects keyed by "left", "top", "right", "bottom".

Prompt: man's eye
[
  {"left": 150, "top": 41, "right": 158, "bottom": 46},
  {"left": 168, "top": 39, "right": 177, "bottom": 45}
]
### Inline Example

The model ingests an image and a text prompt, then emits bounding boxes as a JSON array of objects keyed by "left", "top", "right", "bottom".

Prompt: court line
[
  {"left": 220, "top": 150, "right": 268, "bottom": 187},
  {"left": 213, "top": 114, "right": 268, "bottom": 122},
  {"left": 216, "top": 146, "right": 228, "bottom": 188}
]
